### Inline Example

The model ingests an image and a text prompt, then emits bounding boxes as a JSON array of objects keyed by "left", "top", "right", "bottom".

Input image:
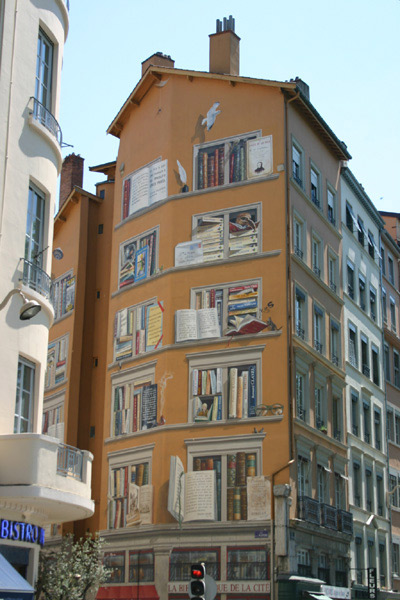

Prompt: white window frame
[
  {"left": 186, "top": 345, "right": 264, "bottom": 424},
  {"left": 327, "top": 185, "right": 336, "bottom": 226},
  {"left": 15, "top": 356, "right": 35, "bottom": 433},
  {"left": 292, "top": 138, "right": 304, "bottom": 187},
  {"left": 390, "top": 297, "right": 396, "bottom": 333},
  {"left": 25, "top": 183, "right": 46, "bottom": 267},
  {"left": 348, "top": 322, "right": 358, "bottom": 368},
  {"left": 35, "top": 28, "right": 54, "bottom": 111},
  {"left": 313, "top": 303, "right": 325, "bottom": 354}
]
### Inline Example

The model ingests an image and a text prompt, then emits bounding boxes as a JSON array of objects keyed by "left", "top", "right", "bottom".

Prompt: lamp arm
[{"left": 0, "top": 288, "right": 22, "bottom": 311}]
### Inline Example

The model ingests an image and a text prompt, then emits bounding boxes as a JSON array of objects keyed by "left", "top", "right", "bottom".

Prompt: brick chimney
[
  {"left": 141, "top": 52, "right": 174, "bottom": 77},
  {"left": 59, "top": 154, "right": 84, "bottom": 208},
  {"left": 209, "top": 16, "right": 240, "bottom": 76}
]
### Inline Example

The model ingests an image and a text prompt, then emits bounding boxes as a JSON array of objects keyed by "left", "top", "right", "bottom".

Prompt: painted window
[
  {"left": 114, "top": 298, "right": 163, "bottom": 362},
  {"left": 14, "top": 357, "right": 35, "bottom": 433},
  {"left": 45, "top": 334, "right": 68, "bottom": 389},
  {"left": 119, "top": 227, "right": 158, "bottom": 288},
  {"left": 52, "top": 271, "right": 75, "bottom": 320}
]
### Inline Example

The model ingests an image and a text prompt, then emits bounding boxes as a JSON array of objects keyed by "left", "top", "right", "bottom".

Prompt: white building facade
[
  {"left": 341, "top": 168, "right": 390, "bottom": 595},
  {"left": 0, "top": 0, "right": 93, "bottom": 586}
]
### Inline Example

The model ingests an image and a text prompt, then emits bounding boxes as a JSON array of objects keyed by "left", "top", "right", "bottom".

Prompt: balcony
[
  {"left": 296, "top": 324, "right": 305, "bottom": 340},
  {"left": 29, "top": 97, "right": 62, "bottom": 145},
  {"left": 227, "top": 562, "right": 268, "bottom": 581},
  {"left": 294, "top": 245, "right": 303, "bottom": 259},
  {"left": 20, "top": 258, "right": 52, "bottom": 300},
  {"left": 321, "top": 504, "right": 337, "bottom": 530},
  {"left": 0, "top": 433, "right": 94, "bottom": 525},
  {"left": 314, "top": 339, "right": 323, "bottom": 354},
  {"left": 298, "top": 496, "right": 320, "bottom": 525},
  {"left": 337, "top": 509, "right": 353, "bottom": 535},
  {"left": 313, "top": 265, "right": 321, "bottom": 278}
]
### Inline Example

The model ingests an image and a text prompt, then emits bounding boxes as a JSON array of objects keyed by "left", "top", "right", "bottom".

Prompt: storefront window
[
  {"left": 129, "top": 551, "right": 154, "bottom": 582},
  {"left": 169, "top": 549, "right": 220, "bottom": 581},
  {"left": 104, "top": 551, "right": 125, "bottom": 583},
  {"left": 227, "top": 548, "right": 269, "bottom": 580}
]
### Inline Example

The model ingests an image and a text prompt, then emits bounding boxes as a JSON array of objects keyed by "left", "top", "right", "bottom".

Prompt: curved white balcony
[{"left": 0, "top": 434, "right": 94, "bottom": 525}]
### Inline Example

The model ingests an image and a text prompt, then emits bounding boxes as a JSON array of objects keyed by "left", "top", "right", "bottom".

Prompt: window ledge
[
  {"left": 108, "top": 331, "right": 281, "bottom": 371},
  {"left": 292, "top": 253, "right": 343, "bottom": 305},
  {"left": 293, "top": 417, "right": 347, "bottom": 449},
  {"left": 112, "top": 250, "right": 281, "bottom": 298},
  {"left": 343, "top": 291, "right": 382, "bottom": 330},
  {"left": 115, "top": 173, "right": 280, "bottom": 230}
]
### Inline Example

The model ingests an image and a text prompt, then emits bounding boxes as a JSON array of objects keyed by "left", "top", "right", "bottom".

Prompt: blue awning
[{"left": 0, "top": 553, "right": 34, "bottom": 599}]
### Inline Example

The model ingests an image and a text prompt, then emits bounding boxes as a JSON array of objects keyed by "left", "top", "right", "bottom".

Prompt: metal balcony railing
[
  {"left": 298, "top": 496, "right": 320, "bottom": 525},
  {"left": 297, "top": 407, "right": 306, "bottom": 422},
  {"left": 169, "top": 563, "right": 220, "bottom": 581},
  {"left": 328, "top": 211, "right": 336, "bottom": 227},
  {"left": 362, "top": 364, "right": 370, "bottom": 377},
  {"left": 321, "top": 504, "right": 337, "bottom": 530},
  {"left": 227, "top": 562, "right": 268, "bottom": 581},
  {"left": 348, "top": 285, "right": 354, "bottom": 299},
  {"left": 330, "top": 281, "right": 337, "bottom": 293},
  {"left": 314, "top": 339, "right": 323, "bottom": 354},
  {"left": 313, "top": 265, "right": 321, "bottom": 277},
  {"left": 337, "top": 509, "right": 353, "bottom": 535},
  {"left": 30, "top": 97, "right": 62, "bottom": 145},
  {"left": 333, "top": 429, "right": 342, "bottom": 442},
  {"left": 311, "top": 194, "right": 320, "bottom": 208},
  {"left": 331, "top": 354, "right": 339, "bottom": 366},
  {"left": 293, "top": 173, "right": 302, "bottom": 187},
  {"left": 294, "top": 245, "right": 303, "bottom": 259},
  {"left": 296, "top": 324, "right": 305, "bottom": 339},
  {"left": 57, "top": 443, "right": 84, "bottom": 480},
  {"left": 20, "top": 258, "right": 52, "bottom": 300}
]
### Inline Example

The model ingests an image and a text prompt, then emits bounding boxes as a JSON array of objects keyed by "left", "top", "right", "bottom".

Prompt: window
[
  {"left": 363, "top": 401, "right": 371, "bottom": 444},
  {"left": 104, "top": 552, "right": 125, "bottom": 583},
  {"left": 353, "top": 462, "right": 361, "bottom": 507},
  {"left": 371, "top": 345, "right": 380, "bottom": 386},
  {"left": 111, "top": 363, "right": 156, "bottom": 437},
  {"left": 292, "top": 142, "right": 303, "bottom": 186},
  {"left": 376, "top": 474, "right": 384, "bottom": 516},
  {"left": 389, "top": 474, "right": 399, "bottom": 507},
  {"left": 379, "top": 542, "right": 387, "bottom": 587},
  {"left": 313, "top": 304, "right": 324, "bottom": 354},
  {"left": 345, "top": 202, "right": 354, "bottom": 232},
  {"left": 374, "top": 408, "right": 382, "bottom": 450},
  {"left": 188, "top": 347, "right": 262, "bottom": 423},
  {"left": 359, "top": 274, "right": 366, "bottom": 311},
  {"left": 45, "top": 335, "right": 68, "bottom": 389},
  {"left": 191, "top": 279, "right": 261, "bottom": 336},
  {"left": 186, "top": 435, "right": 263, "bottom": 522},
  {"left": 357, "top": 217, "right": 365, "bottom": 246},
  {"left": 42, "top": 394, "right": 64, "bottom": 441},
  {"left": 393, "top": 543, "right": 400, "bottom": 578},
  {"left": 382, "top": 288, "right": 387, "bottom": 323},
  {"left": 296, "top": 372, "right": 306, "bottom": 421},
  {"left": 52, "top": 271, "right": 75, "bottom": 320},
  {"left": 348, "top": 323, "right": 357, "bottom": 368},
  {"left": 227, "top": 547, "right": 269, "bottom": 581},
  {"left": 295, "top": 288, "right": 306, "bottom": 340},
  {"left": 347, "top": 261, "right": 355, "bottom": 299},
  {"left": 318, "top": 553, "right": 330, "bottom": 584},
  {"left": 169, "top": 549, "right": 220, "bottom": 581},
  {"left": 14, "top": 357, "right": 35, "bottom": 433},
  {"left": 25, "top": 184, "right": 45, "bottom": 266},
  {"left": 390, "top": 297, "right": 396, "bottom": 333},
  {"left": 108, "top": 450, "right": 152, "bottom": 530},
  {"left": 297, "top": 549, "right": 311, "bottom": 577},
  {"left": 384, "top": 345, "right": 391, "bottom": 381},
  {"left": 315, "top": 385, "right": 326, "bottom": 431},
  {"left": 317, "top": 464, "right": 329, "bottom": 503},
  {"left": 387, "top": 409, "right": 394, "bottom": 442},
  {"left": 114, "top": 298, "right": 163, "bottom": 362},
  {"left": 355, "top": 536, "right": 364, "bottom": 584},
  {"left": 332, "top": 396, "right": 342, "bottom": 441},
  {"left": 361, "top": 334, "right": 369, "bottom": 377},
  {"left": 370, "top": 286, "right": 377, "bottom": 322},
  {"left": 351, "top": 391, "right": 359, "bottom": 436},
  {"left": 330, "top": 320, "right": 340, "bottom": 366},
  {"left": 298, "top": 455, "right": 310, "bottom": 498},
  {"left": 396, "top": 413, "right": 400, "bottom": 445},
  {"left": 192, "top": 204, "right": 260, "bottom": 262},
  {"left": 335, "top": 557, "right": 347, "bottom": 588},
  {"left": 388, "top": 255, "right": 395, "bottom": 284},
  {"left": 310, "top": 167, "right": 320, "bottom": 208},
  {"left": 367, "top": 539, "right": 375, "bottom": 569},
  {"left": 368, "top": 230, "right": 375, "bottom": 259},
  {"left": 119, "top": 227, "right": 158, "bottom": 288},
  {"left": 312, "top": 236, "right": 322, "bottom": 278},
  {"left": 328, "top": 254, "right": 337, "bottom": 293},
  {"left": 293, "top": 214, "right": 304, "bottom": 259},
  {"left": 394, "top": 351, "right": 400, "bottom": 387},
  {"left": 327, "top": 188, "right": 336, "bottom": 226},
  {"left": 129, "top": 551, "right": 154, "bottom": 582},
  {"left": 334, "top": 472, "right": 345, "bottom": 509},
  {"left": 194, "top": 130, "right": 271, "bottom": 191},
  {"left": 381, "top": 246, "right": 386, "bottom": 276},
  {"left": 35, "top": 29, "right": 53, "bottom": 110}
]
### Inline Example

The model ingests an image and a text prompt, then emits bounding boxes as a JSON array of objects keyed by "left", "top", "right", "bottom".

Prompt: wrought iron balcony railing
[
  {"left": 362, "top": 364, "right": 370, "bottom": 377},
  {"left": 333, "top": 429, "right": 342, "bottom": 442},
  {"left": 227, "top": 562, "right": 268, "bottom": 581},
  {"left": 337, "top": 509, "right": 353, "bottom": 535},
  {"left": 298, "top": 495, "right": 320, "bottom": 525},
  {"left": 321, "top": 504, "right": 337, "bottom": 530},
  {"left": 296, "top": 324, "right": 305, "bottom": 339},
  {"left": 297, "top": 406, "right": 306, "bottom": 422},
  {"left": 30, "top": 97, "right": 62, "bottom": 145},
  {"left": 20, "top": 258, "right": 52, "bottom": 300},
  {"left": 330, "top": 281, "right": 337, "bottom": 293},
  {"left": 292, "top": 173, "right": 303, "bottom": 187},
  {"left": 57, "top": 443, "right": 84, "bottom": 480},
  {"left": 314, "top": 339, "right": 323, "bottom": 354},
  {"left": 294, "top": 245, "right": 303, "bottom": 259},
  {"left": 313, "top": 265, "right": 321, "bottom": 277},
  {"left": 331, "top": 354, "right": 339, "bottom": 366}
]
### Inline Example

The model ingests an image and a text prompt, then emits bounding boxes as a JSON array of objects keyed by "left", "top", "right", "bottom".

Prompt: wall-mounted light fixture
[{"left": 0, "top": 289, "right": 41, "bottom": 320}]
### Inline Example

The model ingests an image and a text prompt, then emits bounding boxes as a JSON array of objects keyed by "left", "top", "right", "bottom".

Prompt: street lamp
[{"left": 0, "top": 288, "right": 41, "bottom": 320}]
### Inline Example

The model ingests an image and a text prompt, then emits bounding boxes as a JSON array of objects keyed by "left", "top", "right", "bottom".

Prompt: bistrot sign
[{"left": 0, "top": 519, "right": 45, "bottom": 546}]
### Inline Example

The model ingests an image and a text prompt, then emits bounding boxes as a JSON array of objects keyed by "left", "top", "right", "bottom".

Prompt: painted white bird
[
  {"left": 155, "top": 78, "right": 169, "bottom": 88},
  {"left": 176, "top": 159, "right": 187, "bottom": 185},
  {"left": 202, "top": 102, "right": 221, "bottom": 130}
]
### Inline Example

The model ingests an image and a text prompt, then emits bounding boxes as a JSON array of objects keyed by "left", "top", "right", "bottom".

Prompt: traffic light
[{"left": 190, "top": 563, "right": 206, "bottom": 600}]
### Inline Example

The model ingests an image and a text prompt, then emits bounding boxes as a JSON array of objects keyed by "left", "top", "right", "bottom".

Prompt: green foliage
[{"left": 35, "top": 533, "right": 110, "bottom": 600}]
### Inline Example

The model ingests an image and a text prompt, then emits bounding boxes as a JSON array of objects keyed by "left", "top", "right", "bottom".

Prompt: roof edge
[{"left": 341, "top": 168, "right": 385, "bottom": 230}]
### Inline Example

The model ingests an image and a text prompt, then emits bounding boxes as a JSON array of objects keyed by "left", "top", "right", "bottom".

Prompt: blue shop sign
[{"left": 0, "top": 520, "right": 45, "bottom": 547}]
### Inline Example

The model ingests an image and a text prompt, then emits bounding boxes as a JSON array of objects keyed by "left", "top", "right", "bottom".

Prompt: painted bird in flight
[{"left": 202, "top": 102, "right": 221, "bottom": 130}]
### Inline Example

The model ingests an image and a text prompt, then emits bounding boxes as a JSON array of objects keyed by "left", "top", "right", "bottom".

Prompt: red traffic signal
[
  {"left": 190, "top": 563, "right": 206, "bottom": 599},
  {"left": 191, "top": 564, "right": 206, "bottom": 579}
]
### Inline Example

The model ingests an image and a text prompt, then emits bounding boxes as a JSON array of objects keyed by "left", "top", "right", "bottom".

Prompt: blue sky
[{"left": 59, "top": 0, "right": 400, "bottom": 213}]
